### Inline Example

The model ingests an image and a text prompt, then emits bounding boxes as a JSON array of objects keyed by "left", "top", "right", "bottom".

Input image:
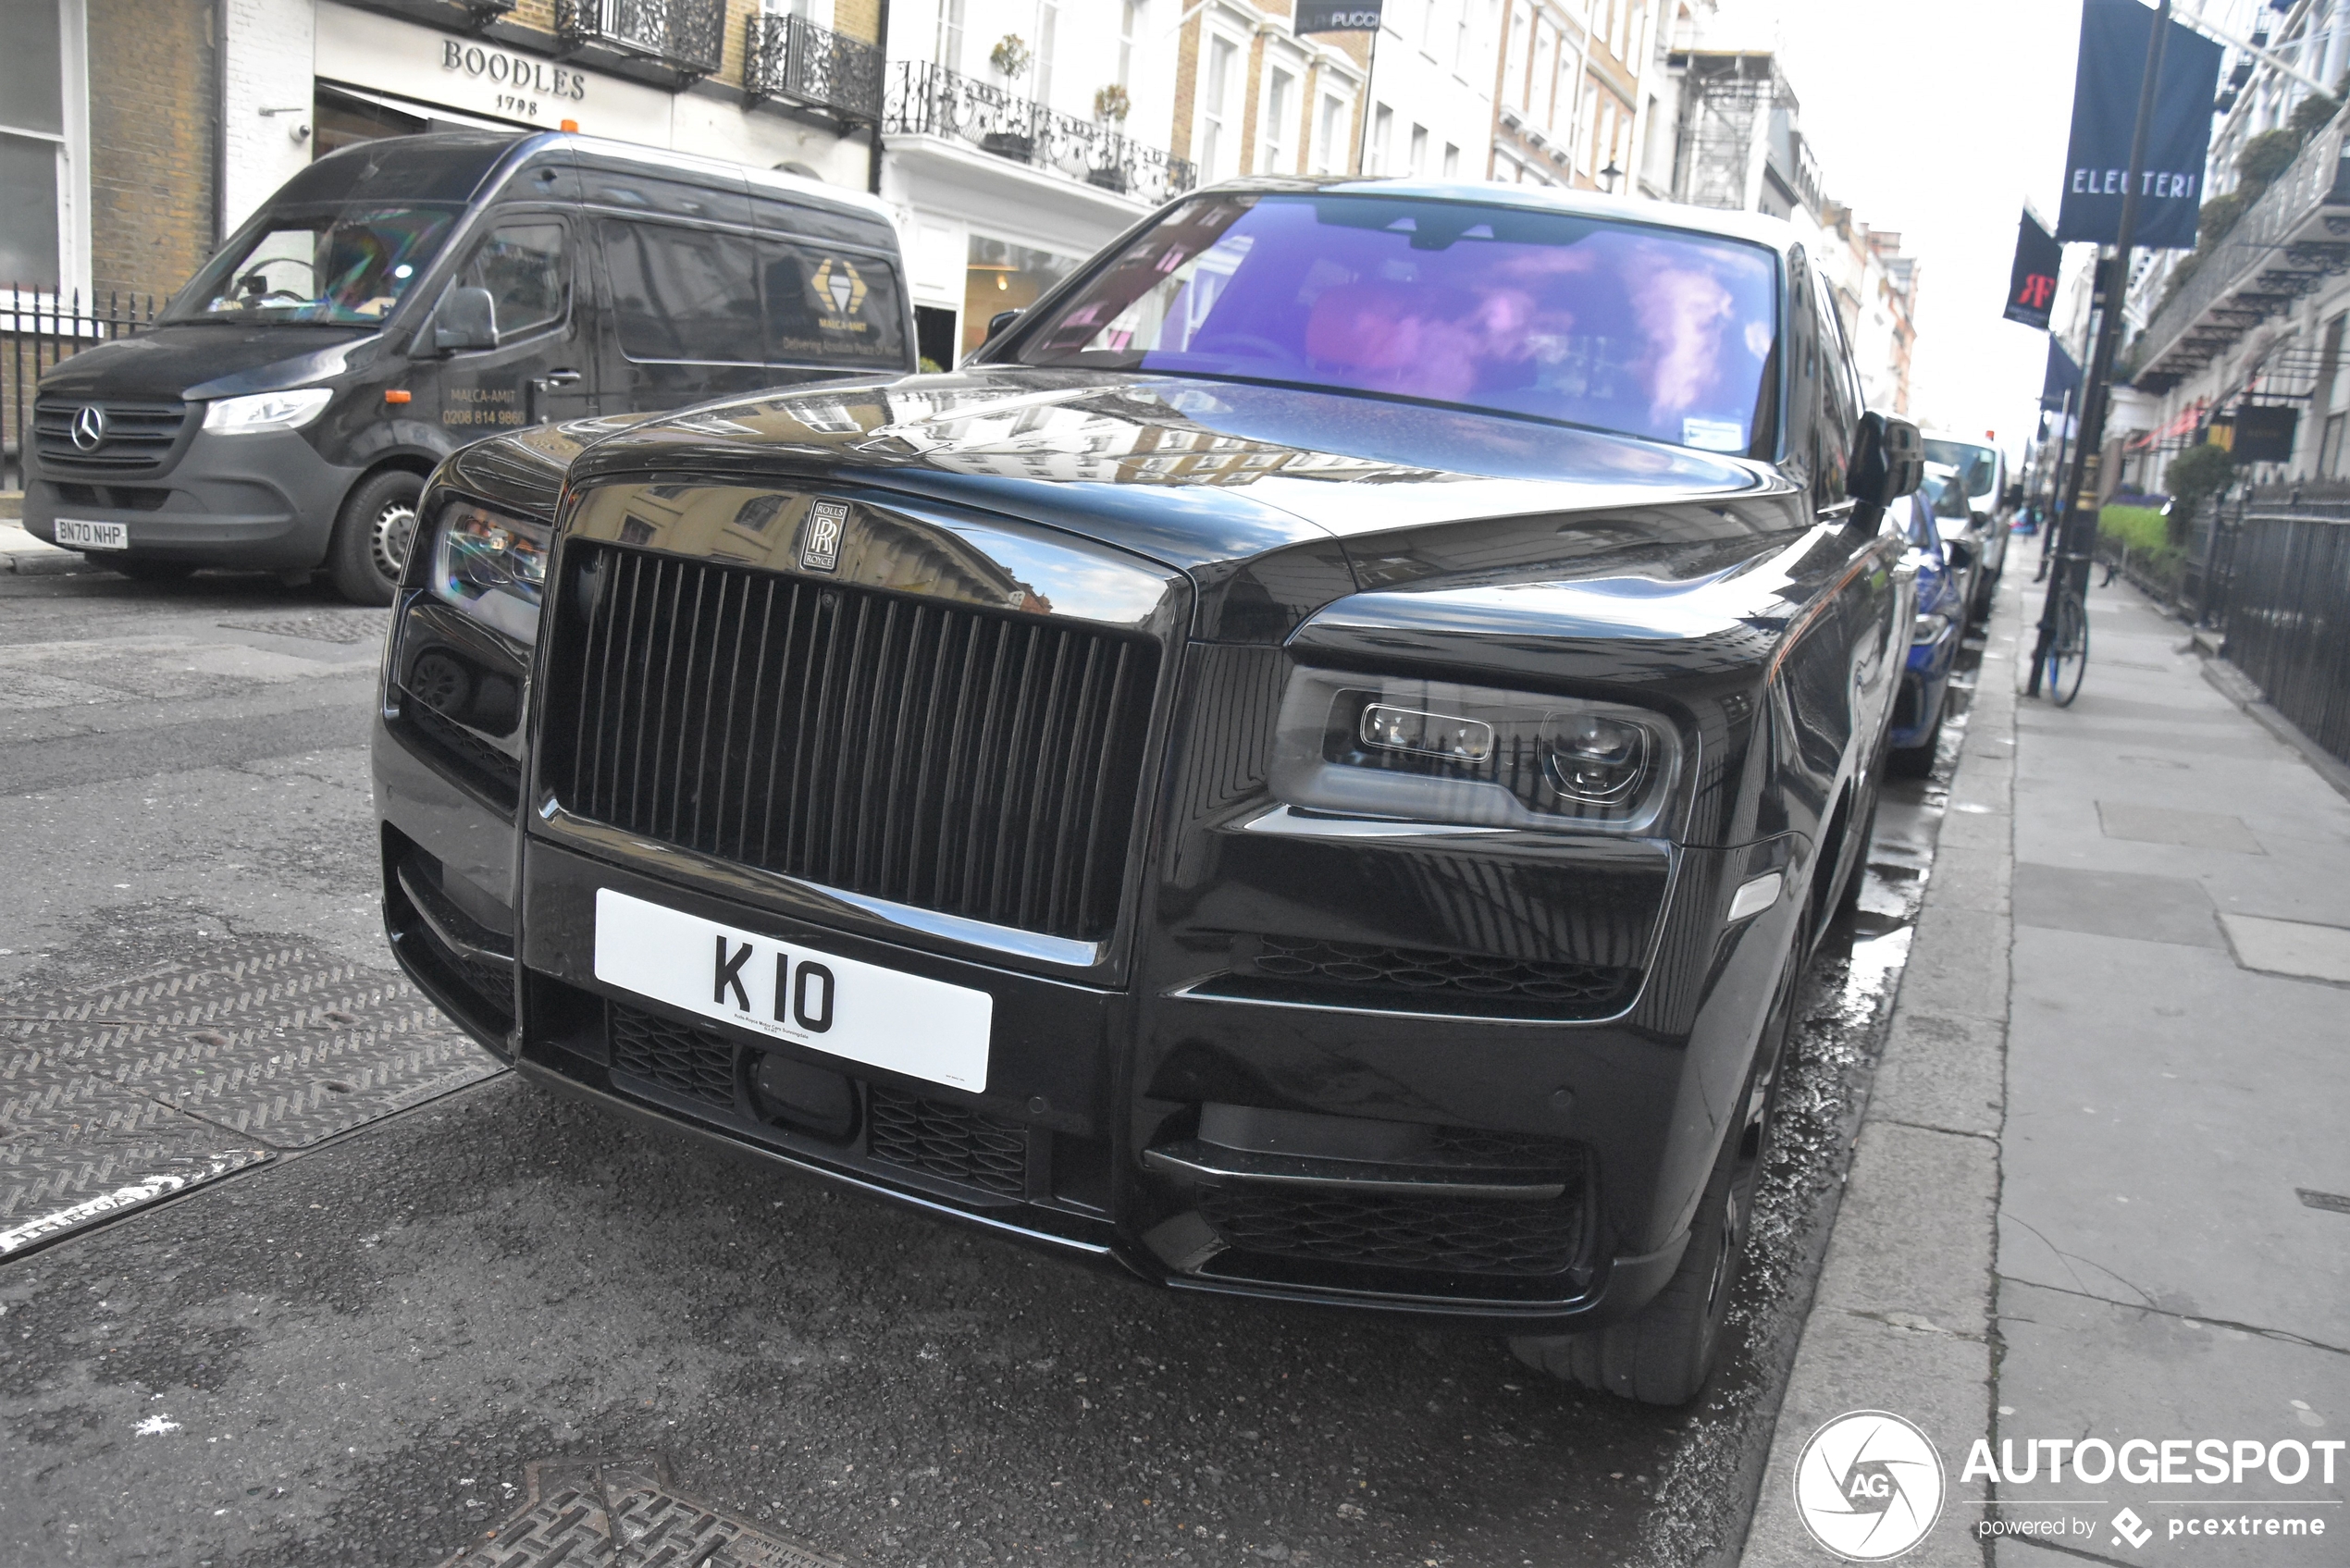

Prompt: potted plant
[
  {"left": 1087, "top": 83, "right": 1132, "bottom": 190},
  {"left": 980, "top": 33, "right": 1037, "bottom": 161}
]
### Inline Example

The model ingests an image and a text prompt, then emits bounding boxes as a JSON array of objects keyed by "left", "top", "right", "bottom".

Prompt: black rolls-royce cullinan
[{"left": 374, "top": 179, "right": 1922, "bottom": 1406}]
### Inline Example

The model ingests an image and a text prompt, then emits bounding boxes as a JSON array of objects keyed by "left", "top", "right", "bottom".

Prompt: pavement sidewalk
[
  {"left": 1742, "top": 561, "right": 2350, "bottom": 1566},
  {"left": 1, "top": 491, "right": 82, "bottom": 574}
]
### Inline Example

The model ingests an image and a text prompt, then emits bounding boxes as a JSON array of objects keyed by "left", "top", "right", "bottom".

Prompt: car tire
[
  {"left": 1888, "top": 712, "right": 1940, "bottom": 778},
  {"left": 105, "top": 556, "right": 197, "bottom": 582},
  {"left": 1508, "top": 948, "right": 1799, "bottom": 1406},
  {"left": 327, "top": 469, "right": 425, "bottom": 606}
]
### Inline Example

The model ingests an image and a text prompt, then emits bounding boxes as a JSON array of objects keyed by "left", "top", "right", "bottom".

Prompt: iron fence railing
[
  {"left": 747, "top": 14, "right": 882, "bottom": 121},
  {"left": 4, "top": 288, "right": 155, "bottom": 491},
  {"left": 557, "top": 0, "right": 724, "bottom": 80},
  {"left": 884, "top": 62, "right": 1196, "bottom": 207},
  {"left": 2221, "top": 508, "right": 2350, "bottom": 765}
]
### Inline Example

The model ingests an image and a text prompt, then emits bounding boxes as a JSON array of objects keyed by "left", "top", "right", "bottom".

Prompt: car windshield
[
  {"left": 1923, "top": 438, "right": 1998, "bottom": 499},
  {"left": 1010, "top": 192, "right": 1781, "bottom": 453},
  {"left": 163, "top": 204, "right": 461, "bottom": 325}
]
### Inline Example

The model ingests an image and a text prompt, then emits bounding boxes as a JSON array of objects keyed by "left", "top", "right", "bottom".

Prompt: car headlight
[
  {"left": 1913, "top": 611, "right": 1949, "bottom": 643},
  {"left": 201, "top": 387, "right": 333, "bottom": 433},
  {"left": 428, "top": 500, "right": 550, "bottom": 645},
  {"left": 1269, "top": 668, "right": 1684, "bottom": 833}
]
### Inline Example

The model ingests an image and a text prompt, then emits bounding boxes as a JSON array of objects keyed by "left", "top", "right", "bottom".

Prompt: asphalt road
[{"left": 0, "top": 562, "right": 1967, "bottom": 1568}]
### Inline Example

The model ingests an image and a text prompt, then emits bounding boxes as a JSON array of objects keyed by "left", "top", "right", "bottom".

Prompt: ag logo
[
  {"left": 799, "top": 499, "right": 848, "bottom": 574},
  {"left": 1793, "top": 1411, "right": 1946, "bottom": 1561}
]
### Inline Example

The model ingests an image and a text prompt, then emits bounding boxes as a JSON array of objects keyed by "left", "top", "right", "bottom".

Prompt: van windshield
[
  {"left": 1009, "top": 192, "right": 1781, "bottom": 452},
  {"left": 163, "top": 205, "right": 462, "bottom": 325},
  {"left": 1922, "top": 438, "right": 1998, "bottom": 500}
]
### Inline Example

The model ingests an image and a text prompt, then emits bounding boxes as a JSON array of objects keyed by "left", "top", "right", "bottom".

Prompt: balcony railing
[
  {"left": 884, "top": 62, "right": 1197, "bottom": 207},
  {"left": 748, "top": 14, "right": 884, "bottom": 122},
  {"left": 558, "top": 0, "right": 724, "bottom": 80},
  {"left": 2134, "top": 118, "right": 2350, "bottom": 393}
]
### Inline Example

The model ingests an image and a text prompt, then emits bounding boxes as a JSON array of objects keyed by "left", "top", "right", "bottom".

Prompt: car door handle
[{"left": 538, "top": 369, "right": 583, "bottom": 387}]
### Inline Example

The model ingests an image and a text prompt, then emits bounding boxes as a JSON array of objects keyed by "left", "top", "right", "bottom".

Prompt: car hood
[
  {"left": 35, "top": 324, "right": 381, "bottom": 401},
  {"left": 564, "top": 367, "right": 1802, "bottom": 638}
]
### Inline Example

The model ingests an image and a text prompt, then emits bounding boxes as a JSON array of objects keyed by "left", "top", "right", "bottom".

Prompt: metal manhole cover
[
  {"left": 216, "top": 611, "right": 393, "bottom": 645},
  {"left": 434, "top": 1455, "right": 847, "bottom": 1568},
  {"left": 2, "top": 934, "right": 501, "bottom": 1254}
]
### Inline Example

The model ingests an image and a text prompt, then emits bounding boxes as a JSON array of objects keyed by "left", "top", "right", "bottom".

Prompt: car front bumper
[{"left": 23, "top": 426, "right": 359, "bottom": 569}]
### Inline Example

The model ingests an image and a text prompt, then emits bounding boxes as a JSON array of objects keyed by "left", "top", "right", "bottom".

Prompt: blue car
[{"left": 1890, "top": 478, "right": 1964, "bottom": 776}]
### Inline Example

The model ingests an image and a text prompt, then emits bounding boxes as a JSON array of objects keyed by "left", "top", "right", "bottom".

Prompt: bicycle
[{"left": 2036, "top": 550, "right": 2091, "bottom": 706}]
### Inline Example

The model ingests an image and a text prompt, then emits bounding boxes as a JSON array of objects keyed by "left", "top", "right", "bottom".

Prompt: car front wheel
[
  {"left": 327, "top": 469, "right": 424, "bottom": 605},
  {"left": 1509, "top": 945, "right": 1799, "bottom": 1405}
]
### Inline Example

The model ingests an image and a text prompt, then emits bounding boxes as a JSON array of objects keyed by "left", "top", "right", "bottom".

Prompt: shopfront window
[
  {"left": 0, "top": 0, "right": 76, "bottom": 293},
  {"left": 961, "top": 234, "right": 1078, "bottom": 359}
]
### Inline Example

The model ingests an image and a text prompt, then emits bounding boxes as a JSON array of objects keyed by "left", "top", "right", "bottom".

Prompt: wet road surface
[{"left": 0, "top": 564, "right": 1977, "bottom": 1567}]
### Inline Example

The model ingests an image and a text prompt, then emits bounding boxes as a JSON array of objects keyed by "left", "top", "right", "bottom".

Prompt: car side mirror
[
  {"left": 985, "top": 309, "right": 1023, "bottom": 342},
  {"left": 1848, "top": 412, "right": 1923, "bottom": 515},
  {"left": 432, "top": 287, "right": 499, "bottom": 354}
]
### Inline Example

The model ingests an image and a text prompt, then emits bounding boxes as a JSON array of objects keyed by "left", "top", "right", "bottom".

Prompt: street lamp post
[{"left": 2027, "top": 0, "right": 2173, "bottom": 697}]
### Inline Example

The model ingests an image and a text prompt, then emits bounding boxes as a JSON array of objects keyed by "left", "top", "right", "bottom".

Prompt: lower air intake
[
  {"left": 1198, "top": 1183, "right": 1587, "bottom": 1278},
  {"left": 867, "top": 1087, "right": 1027, "bottom": 1195},
  {"left": 609, "top": 1005, "right": 737, "bottom": 1111}
]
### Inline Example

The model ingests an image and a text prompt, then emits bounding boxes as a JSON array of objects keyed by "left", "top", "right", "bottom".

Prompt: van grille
[
  {"left": 542, "top": 542, "right": 1156, "bottom": 944},
  {"left": 33, "top": 397, "right": 192, "bottom": 475}
]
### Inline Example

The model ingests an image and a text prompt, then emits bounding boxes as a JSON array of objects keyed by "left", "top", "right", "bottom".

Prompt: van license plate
[
  {"left": 54, "top": 519, "right": 128, "bottom": 550},
  {"left": 592, "top": 888, "right": 993, "bottom": 1092}
]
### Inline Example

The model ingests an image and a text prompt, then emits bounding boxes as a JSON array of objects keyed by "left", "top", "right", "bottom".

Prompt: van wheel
[
  {"left": 1509, "top": 947, "right": 1798, "bottom": 1405},
  {"left": 328, "top": 470, "right": 425, "bottom": 605}
]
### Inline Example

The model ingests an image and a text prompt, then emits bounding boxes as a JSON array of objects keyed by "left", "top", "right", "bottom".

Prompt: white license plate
[
  {"left": 53, "top": 518, "right": 129, "bottom": 550},
  {"left": 593, "top": 888, "right": 992, "bottom": 1092}
]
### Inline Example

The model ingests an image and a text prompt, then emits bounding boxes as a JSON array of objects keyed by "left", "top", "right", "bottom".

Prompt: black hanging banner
[
  {"left": 2042, "top": 340, "right": 2084, "bottom": 412},
  {"left": 2230, "top": 404, "right": 2299, "bottom": 462},
  {"left": 2056, "top": 0, "right": 2223, "bottom": 249},
  {"left": 1296, "top": 1, "right": 1385, "bottom": 33},
  {"left": 2005, "top": 210, "right": 2065, "bottom": 330}
]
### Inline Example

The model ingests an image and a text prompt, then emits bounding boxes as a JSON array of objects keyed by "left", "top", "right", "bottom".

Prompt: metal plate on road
[
  {"left": 2, "top": 935, "right": 501, "bottom": 1255},
  {"left": 435, "top": 1455, "right": 847, "bottom": 1568}
]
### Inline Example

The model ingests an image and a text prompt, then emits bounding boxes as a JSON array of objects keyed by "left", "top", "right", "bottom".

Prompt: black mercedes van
[{"left": 21, "top": 131, "right": 914, "bottom": 602}]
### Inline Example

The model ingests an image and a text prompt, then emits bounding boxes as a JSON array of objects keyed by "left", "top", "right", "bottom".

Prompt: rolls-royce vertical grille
[
  {"left": 32, "top": 397, "right": 192, "bottom": 474},
  {"left": 545, "top": 543, "right": 1157, "bottom": 944}
]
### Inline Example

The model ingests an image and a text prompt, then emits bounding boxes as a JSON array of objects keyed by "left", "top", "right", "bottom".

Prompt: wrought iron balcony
[
  {"left": 558, "top": 0, "right": 723, "bottom": 81},
  {"left": 748, "top": 15, "right": 883, "bottom": 122},
  {"left": 2134, "top": 117, "right": 2350, "bottom": 394},
  {"left": 884, "top": 62, "right": 1197, "bottom": 207}
]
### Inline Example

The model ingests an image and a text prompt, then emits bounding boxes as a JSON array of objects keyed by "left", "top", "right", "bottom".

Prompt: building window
[
  {"left": 1316, "top": 92, "right": 1346, "bottom": 174},
  {"left": 1442, "top": 142, "right": 1459, "bottom": 178},
  {"left": 1409, "top": 123, "right": 1428, "bottom": 176},
  {"left": 1199, "top": 33, "right": 1238, "bottom": 179},
  {"left": 1371, "top": 104, "right": 1393, "bottom": 173},
  {"left": 935, "top": 0, "right": 966, "bottom": 72},
  {"left": 1119, "top": 0, "right": 1139, "bottom": 89},
  {"left": 1033, "top": 0, "right": 1058, "bottom": 106},
  {"left": 963, "top": 234, "right": 1079, "bottom": 359},
  {"left": 1261, "top": 68, "right": 1294, "bottom": 174},
  {"left": 1, "top": 0, "right": 84, "bottom": 296}
]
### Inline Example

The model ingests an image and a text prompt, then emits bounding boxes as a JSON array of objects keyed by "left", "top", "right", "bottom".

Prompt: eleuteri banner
[{"left": 2056, "top": 0, "right": 2223, "bottom": 250}]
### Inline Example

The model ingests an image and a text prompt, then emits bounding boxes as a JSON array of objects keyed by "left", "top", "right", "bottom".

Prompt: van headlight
[
  {"left": 201, "top": 387, "right": 332, "bottom": 433},
  {"left": 427, "top": 500, "right": 550, "bottom": 646},
  {"left": 1269, "top": 669, "right": 1684, "bottom": 833}
]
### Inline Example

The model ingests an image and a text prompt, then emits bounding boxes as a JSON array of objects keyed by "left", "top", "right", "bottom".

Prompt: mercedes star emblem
[{"left": 70, "top": 405, "right": 108, "bottom": 451}]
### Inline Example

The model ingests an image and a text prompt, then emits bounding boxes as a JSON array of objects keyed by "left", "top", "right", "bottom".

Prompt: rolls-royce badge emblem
[
  {"left": 800, "top": 500, "right": 847, "bottom": 574},
  {"left": 70, "top": 405, "right": 108, "bottom": 451}
]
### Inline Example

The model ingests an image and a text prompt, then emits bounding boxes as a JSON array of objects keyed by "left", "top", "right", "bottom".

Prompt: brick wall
[{"left": 85, "top": 0, "right": 218, "bottom": 303}]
